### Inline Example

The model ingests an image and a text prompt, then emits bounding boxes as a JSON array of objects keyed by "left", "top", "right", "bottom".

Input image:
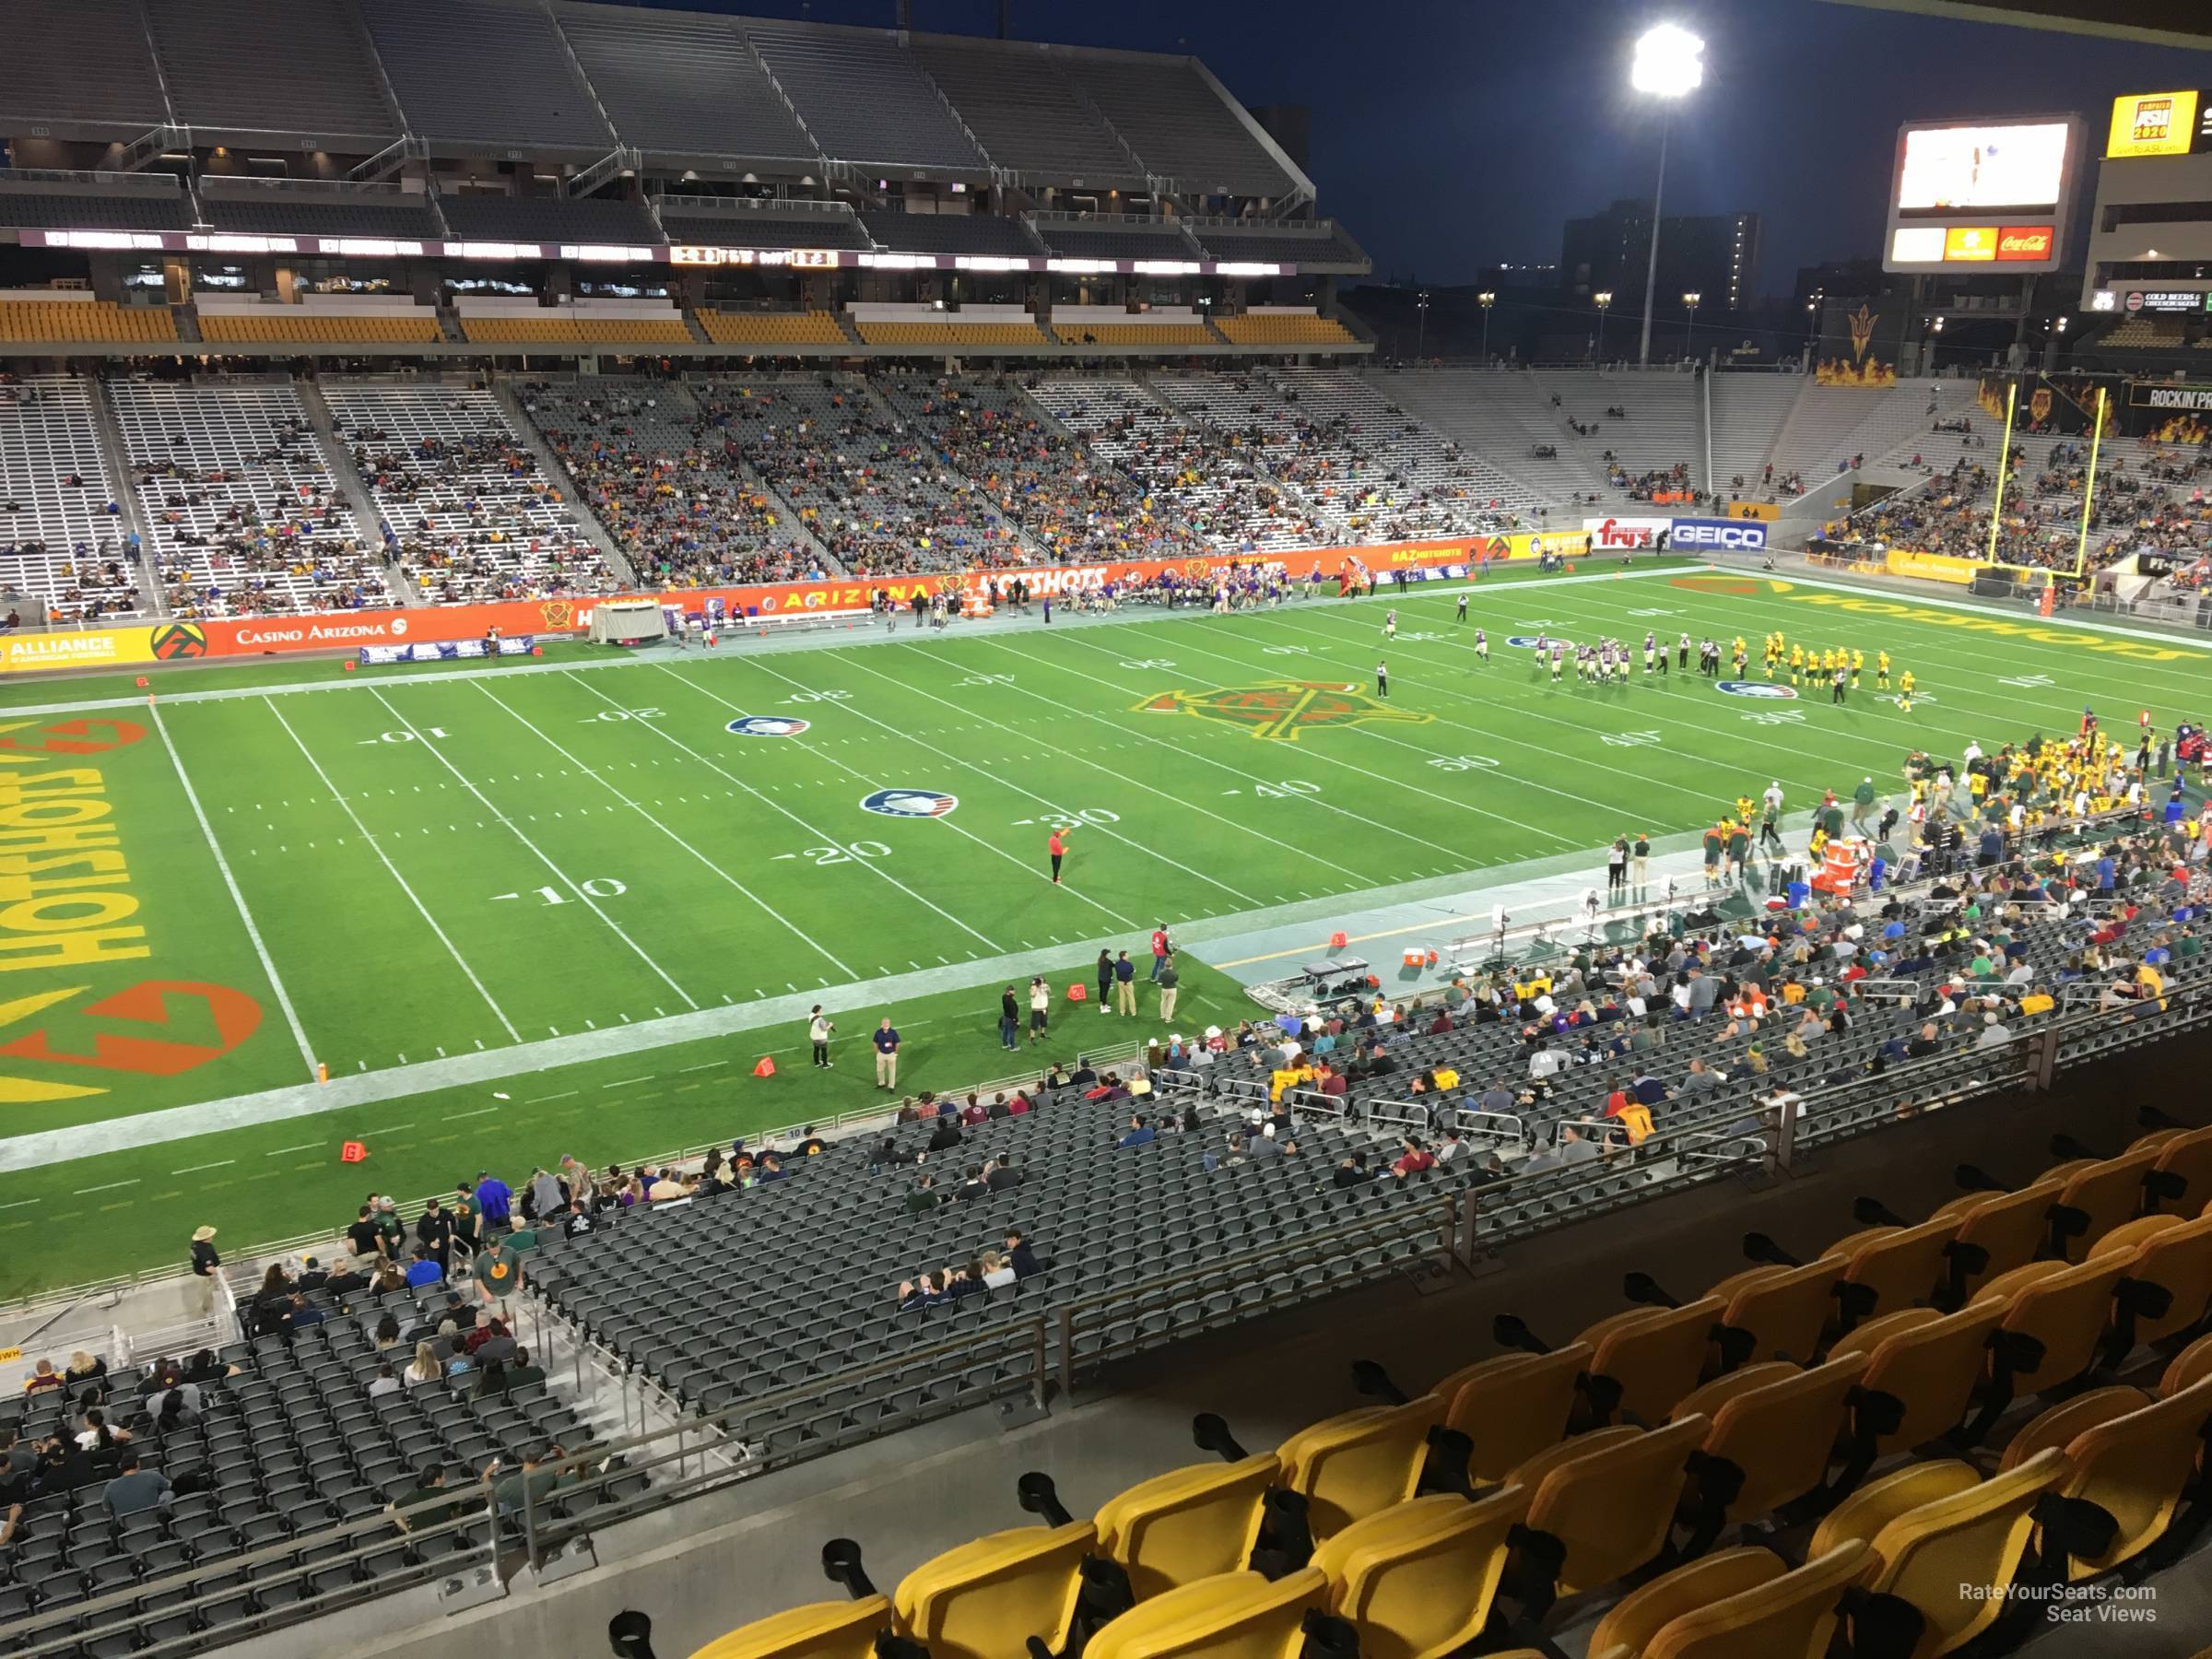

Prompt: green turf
[{"left": 1, "top": 565, "right": 2207, "bottom": 1293}]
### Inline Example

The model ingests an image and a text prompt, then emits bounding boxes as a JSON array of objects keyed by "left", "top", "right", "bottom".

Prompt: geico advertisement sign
[
  {"left": 1669, "top": 517, "right": 1769, "bottom": 551},
  {"left": 1581, "top": 516, "right": 1673, "bottom": 548}
]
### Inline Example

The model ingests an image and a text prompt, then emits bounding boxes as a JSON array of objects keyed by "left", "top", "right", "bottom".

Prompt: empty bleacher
[
  {"left": 360, "top": 0, "right": 614, "bottom": 152},
  {"left": 1216, "top": 310, "right": 1359, "bottom": 347},
  {"left": 553, "top": 1, "right": 818, "bottom": 168},
  {"left": 195, "top": 181, "right": 443, "bottom": 241},
  {"left": 1058, "top": 54, "right": 1299, "bottom": 199},
  {"left": 435, "top": 193, "right": 660, "bottom": 247},
  {"left": 0, "top": 376, "right": 143, "bottom": 622},
  {"left": 0, "top": 294, "right": 177, "bottom": 346},
  {"left": 325, "top": 381, "right": 615, "bottom": 603},
  {"left": 857, "top": 209, "right": 1043, "bottom": 259},
  {"left": 696, "top": 310, "right": 849, "bottom": 349},
  {"left": 653, "top": 198, "right": 872, "bottom": 253},
  {"left": 195, "top": 297, "right": 441, "bottom": 346},
  {"left": 743, "top": 21, "right": 988, "bottom": 176},
  {"left": 1030, "top": 216, "right": 1206, "bottom": 263},
  {"left": 0, "top": 181, "right": 190, "bottom": 233},
  {"left": 0, "top": 0, "right": 171, "bottom": 137},
  {"left": 907, "top": 37, "right": 1146, "bottom": 187},
  {"left": 110, "top": 379, "right": 390, "bottom": 618},
  {"left": 1372, "top": 368, "right": 1617, "bottom": 505},
  {"left": 848, "top": 305, "right": 1048, "bottom": 350},
  {"left": 144, "top": 0, "right": 397, "bottom": 145},
  {"left": 1708, "top": 372, "right": 1803, "bottom": 496},
  {"left": 1050, "top": 308, "right": 1214, "bottom": 349},
  {"left": 1189, "top": 220, "right": 1372, "bottom": 270}
]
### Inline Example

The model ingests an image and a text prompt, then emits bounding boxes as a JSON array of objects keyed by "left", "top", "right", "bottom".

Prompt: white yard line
[
  {"left": 149, "top": 701, "right": 319, "bottom": 1080},
  {"left": 473, "top": 679, "right": 856, "bottom": 980},
  {"left": 570, "top": 669, "right": 1005, "bottom": 955},
  {"left": 265, "top": 696, "right": 523, "bottom": 1043},
  {"left": 367, "top": 687, "right": 700, "bottom": 1012}
]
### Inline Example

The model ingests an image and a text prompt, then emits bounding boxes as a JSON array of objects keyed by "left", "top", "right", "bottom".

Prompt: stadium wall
[{"left": 0, "top": 534, "right": 1596, "bottom": 675}]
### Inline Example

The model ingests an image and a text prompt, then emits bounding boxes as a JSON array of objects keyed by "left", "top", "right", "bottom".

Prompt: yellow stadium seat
[
  {"left": 853, "top": 319, "right": 1048, "bottom": 347},
  {"left": 2093, "top": 1212, "right": 2212, "bottom": 1352},
  {"left": 1085, "top": 1569, "right": 1327, "bottom": 1659},
  {"left": 1972, "top": 1255, "right": 2132, "bottom": 1398},
  {"left": 1052, "top": 322, "right": 1216, "bottom": 347},
  {"left": 1621, "top": 1541, "right": 1874, "bottom": 1659},
  {"left": 890, "top": 1521, "right": 1094, "bottom": 1659},
  {"left": 463, "top": 316, "right": 586, "bottom": 345},
  {"left": 1430, "top": 1345, "right": 1590, "bottom": 1481},
  {"left": 2136, "top": 1124, "right": 2212, "bottom": 1215},
  {"left": 1700, "top": 1258, "right": 1850, "bottom": 1371},
  {"left": 1811, "top": 1451, "right": 2069, "bottom": 1658},
  {"left": 700, "top": 310, "right": 848, "bottom": 347},
  {"left": 1092, "top": 1457, "right": 1276, "bottom": 1599},
  {"left": 1271, "top": 1397, "right": 1443, "bottom": 1540},
  {"left": 578, "top": 318, "right": 692, "bottom": 345},
  {"left": 1823, "top": 1217, "right": 1962, "bottom": 1326},
  {"left": 1575, "top": 1297, "right": 1728, "bottom": 1425},
  {"left": 1828, "top": 1302, "right": 2006, "bottom": 1456},
  {"left": 1928, "top": 1178, "right": 2065, "bottom": 1299},
  {"left": 1312, "top": 1488, "right": 1526, "bottom": 1659},
  {"left": 2039, "top": 1149, "right": 2160, "bottom": 1260},
  {"left": 1672, "top": 1355, "right": 1869, "bottom": 1535},
  {"left": 2025, "top": 1375, "right": 2212, "bottom": 1578},
  {"left": 0, "top": 300, "right": 177, "bottom": 343},
  {"left": 2162, "top": 1332, "right": 2212, "bottom": 1394},
  {"left": 1505, "top": 1415, "right": 1708, "bottom": 1609},
  {"left": 1216, "top": 313, "right": 1357, "bottom": 347},
  {"left": 199, "top": 312, "right": 441, "bottom": 344},
  {"left": 1586, "top": 1547, "right": 1790, "bottom": 1659},
  {"left": 688, "top": 1595, "right": 892, "bottom": 1659}
]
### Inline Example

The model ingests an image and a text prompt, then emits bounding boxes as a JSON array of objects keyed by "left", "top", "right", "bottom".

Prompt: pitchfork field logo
[{"left": 1135, "top": 680, "right": 1435, "bottom": 743}]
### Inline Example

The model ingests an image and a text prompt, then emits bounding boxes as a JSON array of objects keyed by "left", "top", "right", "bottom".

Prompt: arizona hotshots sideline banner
[
  {"left": 1814, "top": 296, "right": 1910, "bottom": 388},
  {"left": 0, "top": 532, "right": 1594, "bottom": 675}
]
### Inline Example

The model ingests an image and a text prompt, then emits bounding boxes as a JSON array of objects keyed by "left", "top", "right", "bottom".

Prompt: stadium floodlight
[
  {"left": 1594, "top": 290, "right": 1613, "bottom": 361},
  {"left": 1682, "top": 290, "right": 1701, "bottom": 359},
  {"left": 1630, "top": 24, "right": 1704, "bottom": 367},
  {"left": 1477, "top": 290, "right": 1496, "bottom": 359}
]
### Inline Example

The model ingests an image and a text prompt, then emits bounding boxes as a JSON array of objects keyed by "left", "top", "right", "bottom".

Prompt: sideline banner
[
  {"left": 1669, "top": 517, "right": 1768, "bottom": 552},
  {"left": 6, "top": 530, "right": 1621, "bottom": 675},
  {"left": 1727, "top": 501, "right": 1781, "bottom": 522},
  {"left": 1883, "top": 549, "right": 1980, "bottom": 585}
]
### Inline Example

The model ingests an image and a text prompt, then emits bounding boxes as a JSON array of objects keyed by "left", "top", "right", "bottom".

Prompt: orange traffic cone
[{"left": 752, "top": 1056, "right": 776, "bottom": 1077}]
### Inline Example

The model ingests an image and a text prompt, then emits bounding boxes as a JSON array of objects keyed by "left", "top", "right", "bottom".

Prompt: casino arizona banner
[{"left": 0, "top": 533, "right": 1583, "bottom": 674}]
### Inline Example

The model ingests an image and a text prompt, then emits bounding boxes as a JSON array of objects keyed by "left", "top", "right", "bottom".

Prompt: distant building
[{"left": 1561, "top": 199, "right": 1760, "bottom": 311}]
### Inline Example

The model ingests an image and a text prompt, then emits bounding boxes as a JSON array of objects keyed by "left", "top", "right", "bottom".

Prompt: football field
[{"left": 1, "top": 560, "right": 2207, "bottom": 1294}]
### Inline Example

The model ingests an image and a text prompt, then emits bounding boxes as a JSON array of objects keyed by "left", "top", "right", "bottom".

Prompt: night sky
[{"left": 616, "top": 0, "right": 2209, "bottom": 291}]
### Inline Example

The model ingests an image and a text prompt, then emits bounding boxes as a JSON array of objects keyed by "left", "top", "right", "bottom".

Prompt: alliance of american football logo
[
  {"left": 861, "top": 788, "right": 959, "bottom": 818},
  {"left": 725, "top": 716, "right": 812, "bottom": 737},
  {"left": 1716, "top": 681, "right": 1799, "bottom": 700}
]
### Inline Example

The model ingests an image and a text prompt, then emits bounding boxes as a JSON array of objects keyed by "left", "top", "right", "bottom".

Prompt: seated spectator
[
  {"left": 368, "top": 1363, "right": 402, "bottom": 1400},
  {"left": 64, "top": 1351, "right": 107, "bottom": 1388},
  {"left": 926, "top": 1118, "right": 964, "bottom": 1153},
  {"left": 1005, "top": 1230, "right": 1041, "bottom": 1278},
  {"left": 1389, "top": 1137, "right": 1436, "bottom": 1180},
  {"left": 1332, "top": 1150, "right": 1371, "bottom": 1189},
  {"left": 101, "top": 1451, "right": 171, "bottom": 1519},
  {"left": 1117, "top": 1114, "right": 1157, "bottom": 1148},
  {"left": 405, "top": 1247, "right": 443, "bottom": 1288},
  {"left": 74, "top": 1409, "right": 128, "bottom": 1454},
  {"left": 471, "top": 1359, "right": 512, "bottom": 1400},
  {"left": 897, "top": 1272, "right": 947, "bottom": 1312},
  {"left": 390, "top": 1463, "right": 461, "bottom": 1534},
  {"left": 904, "top": 1172, "right": 943, "bottom": 1213},
  {"left": 21, "top": 1359, "right": 63, "bottom": 1395},
  {"left": 507, "top": 1347, "right": 547, "bottom": 1391},
  {"left": 977, "top": 1249, "right": 1018, "bottom": 1290},
  {"left": 406, "top": 1342, "right": 443, "bottom": 1386}
]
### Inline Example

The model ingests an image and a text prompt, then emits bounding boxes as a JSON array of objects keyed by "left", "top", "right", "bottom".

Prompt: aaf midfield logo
[
  {"left": 725, "top": 715, "right": 812, "bottom": 737},
  {"left": 1506, "top": 635, "right": 1572, "bottom": 650},
  {"left": 149, "top": 622, "right": 208, "bottom": 661},
  {"left": 1135, "top": 681, "right": 1435, "bottom": 743},
  {"left": 1716, "top": 680, "right": 1799, "bottom": 700},
  {"left": 536, "top": 600, "right": 575, "bottom": 629},
  {"left": 1670, "top": 574, "right": 1796, "bottom": 597},
  {"left": 861, "top": 787, "right": 959, "bottom": 819}
]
